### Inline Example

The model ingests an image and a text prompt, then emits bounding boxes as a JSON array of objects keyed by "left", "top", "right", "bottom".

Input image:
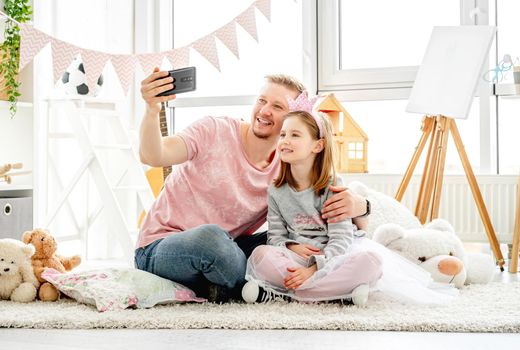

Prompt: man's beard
[{"left": 251, "top": 125, "right": 271, "bottom": 140}]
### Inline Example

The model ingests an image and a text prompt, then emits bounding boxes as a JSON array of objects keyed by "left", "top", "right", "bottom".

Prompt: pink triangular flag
[
  {"left": 80, "top": 49, "right": 110, "bottom": 94},
  {"left": 110, "top": 54, "right": 137, "bottom": 95},
  {"left": 255, "top": 0, "right": 271, "bottom": 21},
  {"left": 166, "top": 47, "right": 190, "bottom": 68},
  {"left": 236, "top": 5, "right": 258, "bottom": 42},
  {"left": 137, "top": 53, "right": 165, "bottom": 75},
  {"left": 51, "top": 38, "right": 80, "bottom": 83},
  {"left": 215, "top": 22, "right": 239, "bottom": 59},
  {"left": 19, "top": 24, "right": 51, "bottom": 72},
  {"left": 192, "top": 35, "right": 220, "bottom": 71}
]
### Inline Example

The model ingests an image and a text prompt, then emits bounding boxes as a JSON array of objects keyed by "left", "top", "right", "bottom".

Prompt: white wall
[{"left": 32, "top": 0, "right": 138, "bottom": 259}]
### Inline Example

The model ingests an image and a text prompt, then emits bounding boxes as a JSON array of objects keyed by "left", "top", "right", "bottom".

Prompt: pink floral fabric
[{"left": 42, "top": 267, "right": 206, "bottom": 312}]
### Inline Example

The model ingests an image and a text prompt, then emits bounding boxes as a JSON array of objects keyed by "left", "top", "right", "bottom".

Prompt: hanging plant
[{"left": 0, "top": 0, "right": 32, "bottom": 118}]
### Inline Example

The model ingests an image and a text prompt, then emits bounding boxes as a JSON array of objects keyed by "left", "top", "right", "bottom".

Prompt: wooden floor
[{"left": 1, "top": 264, "right": 519, "bottom": 350}]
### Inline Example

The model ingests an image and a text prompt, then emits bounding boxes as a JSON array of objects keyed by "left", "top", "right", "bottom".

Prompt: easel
[
  {"left": 509, "top": 175, "right": 520, "bottom": 273},
  {"left": 395, "top": 115, "right": 505, "bottom": 270}
]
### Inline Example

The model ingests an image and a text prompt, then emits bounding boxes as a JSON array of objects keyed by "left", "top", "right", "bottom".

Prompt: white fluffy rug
[{"left": 1, "top": 282, "right": 519, "bottom": 332}]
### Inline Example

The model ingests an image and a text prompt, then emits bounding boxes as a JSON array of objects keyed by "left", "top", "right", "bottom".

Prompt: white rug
[{"left": 1, "top": 282, "right": 519, "bottom": 332}]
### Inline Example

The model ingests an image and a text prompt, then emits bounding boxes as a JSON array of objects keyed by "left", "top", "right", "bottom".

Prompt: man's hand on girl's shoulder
[{"left": 322, "top": 186, "right": 367, "bottom": 223}]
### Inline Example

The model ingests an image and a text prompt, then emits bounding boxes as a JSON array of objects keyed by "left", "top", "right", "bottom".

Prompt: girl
[{"left": 242, "top": 91, "right": 458, "bottom": 306}]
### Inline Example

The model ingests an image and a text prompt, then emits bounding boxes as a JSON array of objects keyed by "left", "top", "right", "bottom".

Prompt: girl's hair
[{"left": 274, "top": 111, "right": 337, "bottom": 195}]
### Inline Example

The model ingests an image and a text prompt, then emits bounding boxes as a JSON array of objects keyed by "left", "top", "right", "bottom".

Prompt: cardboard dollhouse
[{"left": 316, "top": 94, "right": 368, "bottom": 173}]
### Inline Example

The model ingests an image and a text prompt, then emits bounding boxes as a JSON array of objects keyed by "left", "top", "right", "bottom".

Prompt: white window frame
[
  {"left": 317, "top": 1, "right": 489, "bottom": 98},
  {"left": 317, "top": 0, "right": 497, "bottom": 174},
  {"left": 165, "top": 1, "right": 314, "bottom": 111}
]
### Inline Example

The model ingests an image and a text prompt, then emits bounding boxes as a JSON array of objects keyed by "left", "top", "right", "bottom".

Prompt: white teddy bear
[
  {"left": 0, "top": 238, "right": 40, "bottom": 302},
  {"left": 348, "top": 181, "right": 422, "bottom": 238},
  {"left": 373, "top": 219, "right": 495, "bottom": 287},
  {"left": 348, "top": 181, "right": 496, "bottom": 287}
]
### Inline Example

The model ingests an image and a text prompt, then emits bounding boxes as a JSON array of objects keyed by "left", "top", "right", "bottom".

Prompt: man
[{"left": 135, "top": 69, "right": 370, "bottom": 301}]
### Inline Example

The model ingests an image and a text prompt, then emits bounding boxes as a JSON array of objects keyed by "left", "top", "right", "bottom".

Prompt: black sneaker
[
  {"left": 241, "top": 281, "right": 291, "bottom": 303},
  {"left": 327, "top": 298, "right": 354, "bottom": 306},
  {"left": 207, "top": 283, "right": 233, "bottom": 304}
]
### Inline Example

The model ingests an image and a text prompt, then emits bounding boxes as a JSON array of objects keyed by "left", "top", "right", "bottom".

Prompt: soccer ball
[{"left": 61, "top": 58, "right": 104, "bottom": 96}]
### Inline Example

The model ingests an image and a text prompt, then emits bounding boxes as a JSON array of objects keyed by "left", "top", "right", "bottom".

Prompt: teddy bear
[
  {"left": 347, "top": 181, "right": 422, "bottom": 239},
  {"left": 347, "top": 181, "right": 495, "bottom": 287},
  {"left": 0, "top": 238, "right": 39, "bottom": 302},
  {"left": 22, "top": 228, "right": 81, "bottom": 301}
]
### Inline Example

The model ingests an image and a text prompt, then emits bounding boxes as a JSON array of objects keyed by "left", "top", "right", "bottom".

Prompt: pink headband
[{"left": 286, "top": 91, "right": 323, "bottom": 138}]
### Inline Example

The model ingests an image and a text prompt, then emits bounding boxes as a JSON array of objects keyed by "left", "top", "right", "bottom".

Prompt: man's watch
[{"left": 357, "top": 199, "right": 371, "bottom": 218}]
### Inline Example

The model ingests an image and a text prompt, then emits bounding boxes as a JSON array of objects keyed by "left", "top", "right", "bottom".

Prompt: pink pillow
[{"left": 42, "top": 267, "right": 206, "bottom": 312}]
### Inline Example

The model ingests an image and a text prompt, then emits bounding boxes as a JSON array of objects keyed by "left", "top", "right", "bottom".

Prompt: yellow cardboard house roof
[{"left": 316, "top": 93, "right": 368, "bottom": 139}]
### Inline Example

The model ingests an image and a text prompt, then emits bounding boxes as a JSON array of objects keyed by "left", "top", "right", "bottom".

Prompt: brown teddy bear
[{"left": 22, "top": 228, "right": 81, "bottom": 301}]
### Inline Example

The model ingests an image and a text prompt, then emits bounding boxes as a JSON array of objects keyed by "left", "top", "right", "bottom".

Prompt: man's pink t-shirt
[{"left": 137, "top": 116, "right": 280, "bottom": 248}]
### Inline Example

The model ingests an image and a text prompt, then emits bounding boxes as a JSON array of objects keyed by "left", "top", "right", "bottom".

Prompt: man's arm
[{"left": 139, "top": 68, "right": 189, "bottom": 167}]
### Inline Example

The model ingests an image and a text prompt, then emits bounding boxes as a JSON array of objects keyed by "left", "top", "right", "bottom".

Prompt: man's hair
[
  {"left": 273, "top": 111, "right": 337, "bottom": 196},
  {"left": 264, "top": 74, "right": 306, "bottom": 94}
]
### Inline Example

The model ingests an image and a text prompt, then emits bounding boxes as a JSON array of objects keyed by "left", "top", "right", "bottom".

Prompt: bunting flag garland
[
  {"left": 255, "top": 0, "right": 271, "bottom": 21},
  {"left": 51, "top": 38, "right": 79, "bottom": 83},
  {"left": 19, "top": 23, "right": 51, "bottom": 71},
  {"left": 136, "top": 53, "right": 165, "bottom": 76},
  {"left": 13, "top": 0, "right": 277, "bottom": 95},
  {"left": 192, "top": 35, "right": 220, "bottom": 72},
  {"left": 109, "top": 54, "right": 137, "bottom": 95},
  {"left": 165, "top": 46, "right": 190, "bottom": 69},
  {"left": 236, "top": 5, "right": 259, "bottom": 42},
  {"left": 81, "top": 49, "right": 110, "bottom": 91},
  {"left": 215, "top": 22, "right": 240, "bottom": 59}
]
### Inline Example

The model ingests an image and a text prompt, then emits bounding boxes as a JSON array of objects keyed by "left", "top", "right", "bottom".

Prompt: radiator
[{"left": 340, "top": 174, "right": 519, "bottom": 244}]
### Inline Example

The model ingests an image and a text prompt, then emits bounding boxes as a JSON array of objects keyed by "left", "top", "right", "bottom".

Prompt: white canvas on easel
[
  {"left": 406, "top": 26, "right": 496, "bottom": 119},
  {"left": 396, "top": 26, "right": 505, "bottom": 270}
]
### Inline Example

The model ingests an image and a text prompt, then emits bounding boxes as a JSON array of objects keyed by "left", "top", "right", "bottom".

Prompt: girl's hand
[
  {"left": 287, "top": 243, "right": 322, "bottom": 259},
  {"left": 140, "top": 67, "right": 177, "bottom": 115},
  {"left": 284, "top": 265, "right": 317, "bottom": 290},
  {"left": 322, "top": 186, "right": 367, "bottom": 223}
]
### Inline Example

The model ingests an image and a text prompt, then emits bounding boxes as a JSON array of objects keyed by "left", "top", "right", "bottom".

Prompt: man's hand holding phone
[
  {"left": 140, "top": 68, "right": 177, "bottom": 115},
  {"left": 156, "top": 66, "right": 196, "bottom": 96},
  {"left": 140, "top": 66, "right": 197, "bottom": 115}
]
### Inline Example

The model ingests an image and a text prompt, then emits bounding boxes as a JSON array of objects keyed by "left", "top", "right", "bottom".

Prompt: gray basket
[{"left": 0, "top": 197, "right": 33, "bottom": 240}]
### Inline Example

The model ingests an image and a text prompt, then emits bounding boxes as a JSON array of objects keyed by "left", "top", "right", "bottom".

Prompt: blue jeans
[{"left": 134, "top": 224, "right": 266, "bottom": 296}]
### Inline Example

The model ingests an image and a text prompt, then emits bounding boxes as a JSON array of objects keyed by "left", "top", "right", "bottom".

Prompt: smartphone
[{"left": 156, "top": 66, "right": 196, "bottom": 96}]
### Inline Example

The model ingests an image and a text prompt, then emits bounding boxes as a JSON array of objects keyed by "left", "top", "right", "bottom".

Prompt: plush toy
[
  {"left": 348, "top": 181, "right": 422, "bottom": 239},
  {"left": 348, "top": 181, "right": 495, "bottom": 287},
  {"left": 0, "top": 238, "right": 39, "bottom": 302},
  {"left": 22, "top": 228, "right": 81, "bottom": 301},
  {"left": 373, "top": 219, "right": 495, "bottom": 287}
]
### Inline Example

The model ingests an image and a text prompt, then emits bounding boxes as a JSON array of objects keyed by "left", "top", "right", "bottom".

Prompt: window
[
  {"left": 171, "top": 0, "right": 303, "bottom": 100},
  {"left": 347, "top": 142, "right": 363, "bottom": 160},
  {"left": 319, "top": 0, "right": 460, "bottom": 94},
  {"left": 495, "top": 0, "right": 520, "bottom": 174},
  {"left": 317, "top": 1, "right": 519, "bottom": 175},
  {"left": 339, "top": 0, "right": 459, "bottom": 70},
  {"left": 497, "top": 97, "right": 520, "bottom": 174}
]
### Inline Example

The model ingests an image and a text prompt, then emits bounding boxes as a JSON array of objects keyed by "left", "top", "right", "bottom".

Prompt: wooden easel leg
[
  {"left": 509, "top": 176, "right": 520, "bottom": 273},
  {"left": 430, "top": 117, "right": 451, "bottom": 221},
  {"left": 396, "top": 117, "right": 434, "bottom": 201},
  {"left": 417, "top": 117, "right": 442, "bottom": 223},
  {"left": 450, "top": 121, "right": 505, "bottom": 270},
  {"left": 415, "top": 118, "right": 437, "bottom": 219}
]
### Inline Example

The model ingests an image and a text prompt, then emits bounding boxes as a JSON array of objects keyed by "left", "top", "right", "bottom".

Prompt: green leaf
[{"left": 1, "top": 0, "right": 32, "bottom": 118}]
